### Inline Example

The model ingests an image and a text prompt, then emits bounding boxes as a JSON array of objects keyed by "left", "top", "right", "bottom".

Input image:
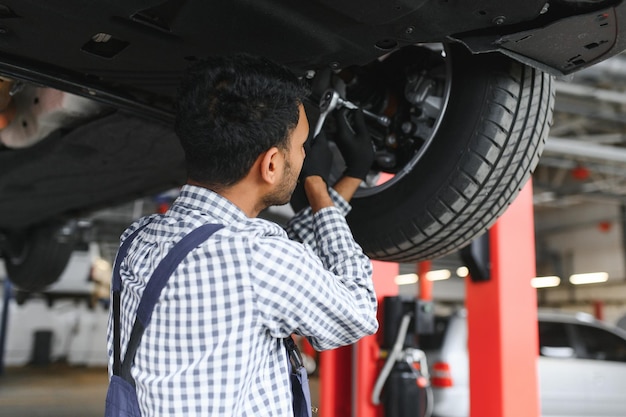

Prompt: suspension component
[{"left": 313, "top": 88, "right": 391, "bottom": 137}]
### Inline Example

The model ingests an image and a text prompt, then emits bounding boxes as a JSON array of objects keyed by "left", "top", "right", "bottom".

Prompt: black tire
[
  {"left": 3, "top": 222, "right": 76, "bottom": 291},
  {"left": 348, "top": 44, "right": 554, "bottom": 262}
]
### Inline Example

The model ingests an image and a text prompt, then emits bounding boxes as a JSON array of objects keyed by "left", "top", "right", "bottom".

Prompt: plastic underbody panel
[
  {"left": 0, "top": 0, "right": 622, "bottom": 118},
  {"left": 0, "top": 0, "right": 626, "bottom": 229}
]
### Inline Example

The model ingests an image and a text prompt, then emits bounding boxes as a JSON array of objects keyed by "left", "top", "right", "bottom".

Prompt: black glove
[
  {"left": 335, "top": 108, "right": 375, "bottom": 180},
  {"left": 299, "top": 131, "right": 333, "bottom": 183},
  {"left": 290, "top": 131, "right": 333, "bottom": 213}
]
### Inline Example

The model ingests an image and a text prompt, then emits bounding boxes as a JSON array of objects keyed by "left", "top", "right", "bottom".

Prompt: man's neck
[{"left": 187, "top": 180, "right": 263, "bottom": 218}]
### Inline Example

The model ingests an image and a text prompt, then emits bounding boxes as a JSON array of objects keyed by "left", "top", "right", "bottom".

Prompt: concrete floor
[
  {"left": 0, "top": 364, "right": 108, "bottom": 417},
  {"left": 0, "top": 363, "right": 320, "bottom": 416}
]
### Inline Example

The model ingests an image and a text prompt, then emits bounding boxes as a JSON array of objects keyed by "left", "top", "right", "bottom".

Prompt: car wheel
[
  {"left": 2, "top": 221, "right": 77, "bottom": 291},
  {"left": 335, "top": 43, "right": 554, "bottom": 262}
]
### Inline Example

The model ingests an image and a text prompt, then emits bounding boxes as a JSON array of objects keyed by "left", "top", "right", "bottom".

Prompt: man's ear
[{"left": 259, "top": 146, "right": 281, "bottom": 185}]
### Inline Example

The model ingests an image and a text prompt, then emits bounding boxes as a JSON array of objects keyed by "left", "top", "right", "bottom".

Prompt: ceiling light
[
  {"left": 569, "top": 272, "right": 609, "bottom": 285},
  {"left": 394, "top": 273, "right": 418, "bottom": 286},
  {"left": 456, "top": 266, "right": 469, "bottom": 278},
  {"left": 531, "top": 276, "right": 561, "bottom": 288},
  {"left": 426, "top": 269, "right": 451, "bottom": 281}
]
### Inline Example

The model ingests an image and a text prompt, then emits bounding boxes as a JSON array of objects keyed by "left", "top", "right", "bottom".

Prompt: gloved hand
[
  {"left": 335, "top": 108, "right": 375, "bottom": 180},
  {"left": 290, "top": 131, "right": 333, "bottom": 213},
  {"left": 299, "top": 131, "right": 333, "bottom": 183}
]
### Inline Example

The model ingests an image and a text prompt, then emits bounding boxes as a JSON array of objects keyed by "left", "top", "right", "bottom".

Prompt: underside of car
[{"left": 1, "top": 0, "right": 625, "bottom": 291}]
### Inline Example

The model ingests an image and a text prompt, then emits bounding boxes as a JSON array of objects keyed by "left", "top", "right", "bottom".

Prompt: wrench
[
  {"left": 312, "top": 89, "right": 391, "bottom": 137},
  {"left": 312, "top": 89, "right": 340, "bottom": 138}
]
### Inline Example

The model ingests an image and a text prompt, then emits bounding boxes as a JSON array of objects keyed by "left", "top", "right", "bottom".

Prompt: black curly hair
[{"left": 175, "top": 54, "right": 310, "bottom": 189}]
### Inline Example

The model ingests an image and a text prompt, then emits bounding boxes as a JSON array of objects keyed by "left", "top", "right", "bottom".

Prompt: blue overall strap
[
  {"left": 119, "top": 223, "right": 224, "bottom": 383},
  {"left": 285, "top": 336, "right": 313, "bottom": 417},
  {"left": 112, "top": 221, "right": 152, "bottom": 377}
]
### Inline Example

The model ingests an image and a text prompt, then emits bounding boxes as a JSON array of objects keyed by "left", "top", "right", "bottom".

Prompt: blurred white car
[{"left": 424, "top": 309, "right": 626, "bottom": 417}]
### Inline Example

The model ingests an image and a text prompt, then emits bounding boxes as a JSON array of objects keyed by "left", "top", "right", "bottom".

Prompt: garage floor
[
  {"left": 0, "top": 364, "right": 108, "bottom": 417},
  {"left": 0, "top": 363, "right": 320, "bottom": 416}
]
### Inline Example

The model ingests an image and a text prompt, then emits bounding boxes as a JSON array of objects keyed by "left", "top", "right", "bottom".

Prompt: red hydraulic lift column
[
  {"left": 465, "top": 181, "right": 540, "bottom": 417},
  {"left": 319, "top": 260, "right": 399, "bottom": 417}
]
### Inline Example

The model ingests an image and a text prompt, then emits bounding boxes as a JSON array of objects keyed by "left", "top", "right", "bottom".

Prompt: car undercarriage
[{"left": 1, "top": 0, "right": 626, "bottom": 290}]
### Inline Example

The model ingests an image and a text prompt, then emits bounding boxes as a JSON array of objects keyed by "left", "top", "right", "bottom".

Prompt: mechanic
[{"left": 107, "top": 54, "right": 379, "bottom": 416}]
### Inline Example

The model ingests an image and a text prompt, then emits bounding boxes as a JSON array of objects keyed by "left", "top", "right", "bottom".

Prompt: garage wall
[{"left": 535, "top": 202, "right": 625, "bottom": 282}]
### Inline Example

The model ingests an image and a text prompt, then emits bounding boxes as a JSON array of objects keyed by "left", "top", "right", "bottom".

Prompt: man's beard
[{"left": 262, "top": 159, "right": 298, "bottom": 208}]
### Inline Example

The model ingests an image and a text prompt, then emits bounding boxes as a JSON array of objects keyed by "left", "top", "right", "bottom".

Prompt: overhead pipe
[
  {"left": 554, "top": 81, "right": 626, "bottom": 106},
  {"left": 543, "top": 136, "right": 626, "bottom": 164}
]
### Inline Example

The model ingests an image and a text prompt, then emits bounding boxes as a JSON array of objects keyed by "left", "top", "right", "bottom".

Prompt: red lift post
[
  {"left": 417, "top": 261, "right": 433, "bottom": 302},
  {"left": 465, "top": 181, "right": 540, "bottom": 417},
  {"left": 319, "top": 260, "right": 399, "bottom": 417}
]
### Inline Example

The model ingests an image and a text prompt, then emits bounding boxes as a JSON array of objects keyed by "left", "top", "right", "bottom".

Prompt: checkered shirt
[{"left": 107, "top": 184, "right": 378, "bottom": 416}]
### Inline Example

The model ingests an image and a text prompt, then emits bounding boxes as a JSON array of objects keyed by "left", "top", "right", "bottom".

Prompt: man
[{"left": 107, "top": 54, "right": 378, "bottom": 416}]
